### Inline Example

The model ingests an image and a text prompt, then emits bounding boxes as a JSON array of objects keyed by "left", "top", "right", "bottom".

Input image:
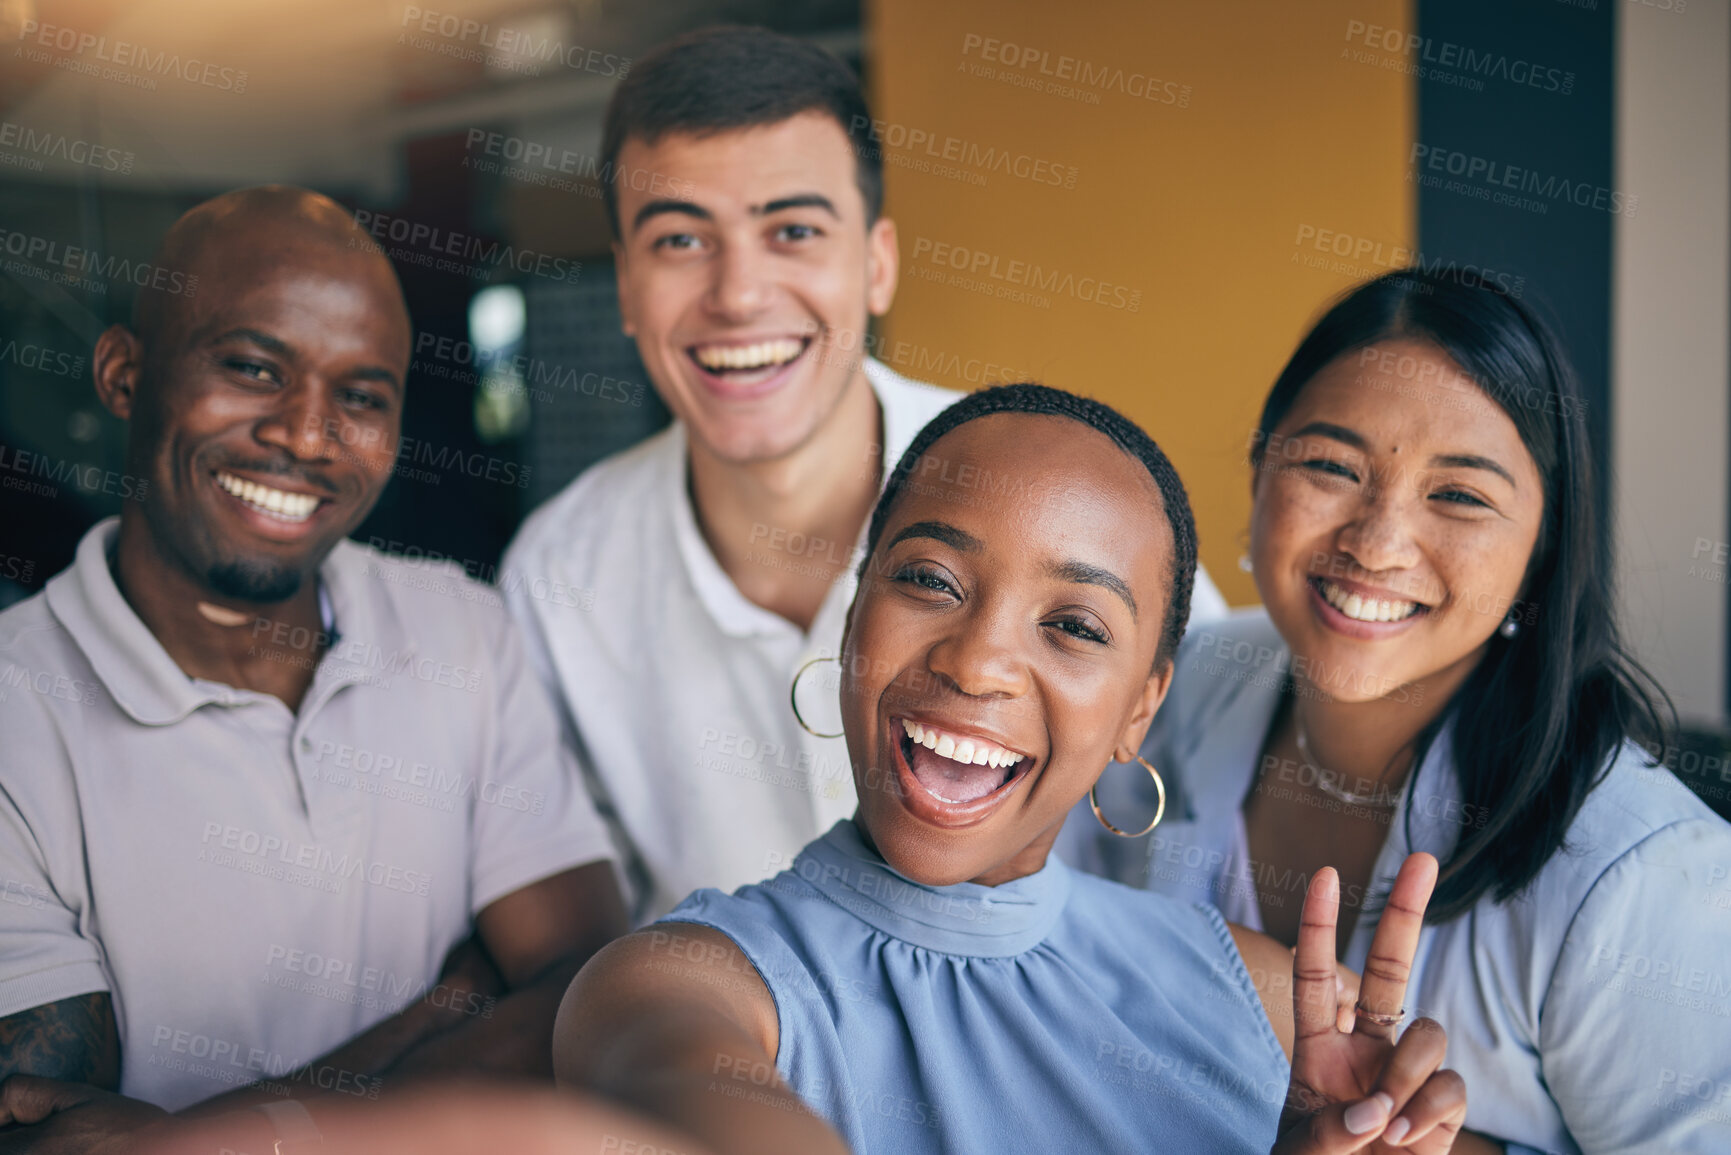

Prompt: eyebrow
[
  {"left": 886, "top": 520, "right": 980, "bottom": 553},
  {"left": 1429, "top": 453, "right": 1517, "bottom": 487},
  {"left": 631, "top": 192, "right": 841, "bottom": 234},
  {"left": 1288, "top": 421, "right": 1367, "bottom": 450},
  {"left": 209, "top": 327, "right": 292, "bottom": 357},
  {"left": 632, "top": 199, "right": 709, "bottom": 231},
  {"left": 755, "top": 193, "right": 839, "bottom": 219},
  {"left": 208, "top": 327, "right": 402, "bottom": 392},
  {"left": 1048, "top": 560, "right": 1138, "bottom": 620}
]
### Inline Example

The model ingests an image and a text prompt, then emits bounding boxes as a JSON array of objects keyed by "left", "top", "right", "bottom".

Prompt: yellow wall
[{"left": 868, "top": 0, "right": 1415, "bottom": 604}]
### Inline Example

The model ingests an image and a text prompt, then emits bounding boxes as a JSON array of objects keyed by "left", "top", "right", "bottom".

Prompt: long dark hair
[
  {"left": 863, "top": 383, "right": 1199, "bottom": 668},
  {"left": 1252, "top": 269, "right": 1674, "bottom": 921}
]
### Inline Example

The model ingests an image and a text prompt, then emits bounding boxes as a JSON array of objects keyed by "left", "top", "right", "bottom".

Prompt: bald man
[{"left": 0, "top": 186, "right": 626, "bottom": 1149}]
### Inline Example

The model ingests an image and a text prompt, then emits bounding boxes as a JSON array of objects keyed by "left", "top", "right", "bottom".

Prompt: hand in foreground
[
  {"left": 1274, "top": 853, "right": 1466, "bottom": 1153},
  {"left": 0, "top": 1076, "right": 169, "bottom": 1155}
]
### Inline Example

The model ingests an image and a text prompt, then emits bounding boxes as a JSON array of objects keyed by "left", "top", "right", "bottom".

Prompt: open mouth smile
[
  {"left": 214, "top": 470, "right": 326, "bottom": 524},
  {"left": 686, "top": 336, "right": 811, "bottom": 390},
  {"left": 890, "top": 716, "right": 1036, "bottom": 827}
]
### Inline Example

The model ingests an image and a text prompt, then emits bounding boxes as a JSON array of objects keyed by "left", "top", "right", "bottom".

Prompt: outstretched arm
[
  {"left": 138, "top": 1083, "right": 721, "bottom": 1155},
  {"left": 555, "top": 923, "right": 849, "bottom": 1155}
]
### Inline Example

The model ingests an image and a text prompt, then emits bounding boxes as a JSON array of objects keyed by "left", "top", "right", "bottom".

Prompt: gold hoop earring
[
  {"left": 790, "top": 656, "right": 844, "bottom": 739},
  {"left": 1090, "top": 756, "right": 1166, "bottom": 838}
]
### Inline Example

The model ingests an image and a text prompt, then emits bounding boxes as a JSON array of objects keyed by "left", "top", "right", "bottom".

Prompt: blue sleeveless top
[{"left": 661, "top": 820, "right": 1288, "bottom": 1154}]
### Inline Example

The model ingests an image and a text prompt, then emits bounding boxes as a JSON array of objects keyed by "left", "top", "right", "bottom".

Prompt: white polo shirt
[
  {"left": 0, "top": 520, "right": 613, "bottom": 1111},
  {"left": 502, "top": 359, "right": 1229, "bottom": 921}
]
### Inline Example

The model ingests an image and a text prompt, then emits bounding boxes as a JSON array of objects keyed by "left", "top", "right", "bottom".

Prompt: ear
[
  {"left": 92, "top": 325, "right": 145, "bottom": 421},
  {"left": 612, "top": 239, "right": 636, "bottom": 338},
  {"left": 1112, "top": 659, "right": 1175, "bottom": 763},
  {"left": 865, "top": 216, "right": 898, "bottom": 317}
]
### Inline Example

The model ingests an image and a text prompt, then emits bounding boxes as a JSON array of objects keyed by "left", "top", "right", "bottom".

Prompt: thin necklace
[{"left": 1292, "top": 711, "right": 1401, "bottom": 808}]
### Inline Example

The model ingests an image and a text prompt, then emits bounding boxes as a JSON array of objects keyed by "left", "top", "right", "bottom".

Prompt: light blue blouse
[
  {"left": 1060, "top": 609, "right": 1731, "bottom": 1155},
  {"left": 662, "top": 819, "right": 1289, "bottom": 1154}
]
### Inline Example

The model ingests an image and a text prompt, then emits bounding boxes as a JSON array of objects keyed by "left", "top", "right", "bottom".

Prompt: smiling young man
[
  {"left": 502, "top": 27, "right": 1227, "bottom": 921},
  {"left": 0, "top": 186, "right": 626, "bottom": 1148}
]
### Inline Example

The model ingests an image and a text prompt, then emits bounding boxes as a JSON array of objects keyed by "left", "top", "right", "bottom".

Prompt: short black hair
[
  {"left": 862, "top": 384, "right": 1198, "bottom": 668},
  {"left": 599, "top": 25, "right": 882, "bottom": 238}
]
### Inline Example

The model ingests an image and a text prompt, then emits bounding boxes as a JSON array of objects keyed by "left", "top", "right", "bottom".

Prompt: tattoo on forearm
[{"left": 0, "top": 991, "right": 121, "bottom": 1087}]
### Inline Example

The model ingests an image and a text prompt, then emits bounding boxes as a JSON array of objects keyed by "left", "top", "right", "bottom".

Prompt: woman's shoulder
[
  {"left": 1157, "top": 608, "right": 1287, "bottom": 739},
  {"left": 1175, "top": 607, "right": 1286, "bottom": 671},
  {"left": 661, "top": 867, "right": 838, "bottom": 953},
  {"left": 1546, "top": 740, "right": 1731, "bottom": 892},
  {"left": 657, "top": 870, "right": 869, "bottom": 1020},
  {"left": 1506, "top": 744, "right": 1731, "bottom": 1087},
  {"left": 1065, "top": 871, "right": 1246, "bottom": 969},
  {"left": 1466, "top": 740, "right": 1731, "bottom": 950}
]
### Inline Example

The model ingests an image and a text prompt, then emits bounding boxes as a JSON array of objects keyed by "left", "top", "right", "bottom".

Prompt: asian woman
[{"left": 1067, "top": 270, "right": 1731, "bottom": 1154}]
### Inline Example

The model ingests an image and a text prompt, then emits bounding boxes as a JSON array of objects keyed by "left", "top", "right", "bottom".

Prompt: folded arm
[
  {"left": 191, "top": 858, "right": 628, "bottom": 1113},
  {"left": 0, "top": 993, "right": 118, "bottom": 1088}
]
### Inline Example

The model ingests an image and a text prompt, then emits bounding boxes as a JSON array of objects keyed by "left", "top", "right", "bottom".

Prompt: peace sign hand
[{"left": 1273, "top": 853, "right": 1467, "bottom": 1153}]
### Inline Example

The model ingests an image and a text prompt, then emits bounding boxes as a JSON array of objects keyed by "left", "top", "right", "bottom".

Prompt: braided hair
[{"left": 861, "top": 384, "right": 1198, "bottom": 666}]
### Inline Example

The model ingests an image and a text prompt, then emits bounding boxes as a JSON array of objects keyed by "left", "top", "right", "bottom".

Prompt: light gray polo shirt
[{"left": 0, "top": 518, "right": 613, "bottom": 1111}]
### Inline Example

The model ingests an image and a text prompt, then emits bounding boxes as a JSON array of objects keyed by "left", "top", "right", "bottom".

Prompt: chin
[
  {"left": 1292, "top": 645, "right": 1423, "bottom": 705},
  {"left": 206, "top": 558, "right": 306, "bottom": 603},
  {"left": 877, "top": 838, "right": 979, "bottom": 888},
  {"left": 709, "top": 430, "right": 814, "bottom": 466},
  {"left": 858, "top": 806, "right": 1004, "bottom": 888}
]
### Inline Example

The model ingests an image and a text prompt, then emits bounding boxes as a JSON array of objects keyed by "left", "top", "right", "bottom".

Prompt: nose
[
  {"left": 923, "top": 599, "right": 1032, "bottom": 701},
  {"left": 704, "top": 240, "right": 770, "bottom": 321},
  {"left": 1334, "top": 473, "right": 1422, "bottom": 574},
  {"left": 255, "top": 381, "right": 341, "bottom": 464}
]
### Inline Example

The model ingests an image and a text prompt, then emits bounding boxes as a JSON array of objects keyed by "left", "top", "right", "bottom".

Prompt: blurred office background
[{"left": 1, "top": 0, "right": 1727, "bottom": 802}]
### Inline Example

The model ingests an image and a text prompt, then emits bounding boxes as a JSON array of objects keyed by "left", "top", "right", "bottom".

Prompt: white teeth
[
  {"left": 1317, "top": 579, "right": 1418, "bottom": 624},
  {"left": 899, "top": 718, "right": 1023, "bottom": 769},
  {"left": 216, "top": 471, "right": 319, "bottom": 522},
  {"left": 692, "top": 337, "right": 805, "bottom": 371}
]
